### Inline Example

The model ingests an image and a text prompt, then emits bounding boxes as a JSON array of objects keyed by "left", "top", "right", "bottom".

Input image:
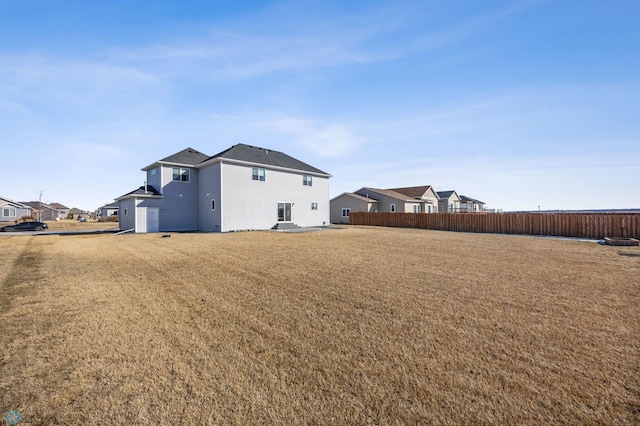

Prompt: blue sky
[{"left": 1, "top": 0, "right": 638, "bottom": 212}]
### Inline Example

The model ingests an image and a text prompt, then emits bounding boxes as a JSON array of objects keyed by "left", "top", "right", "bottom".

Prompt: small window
[
  {"left": 211, "top": 199, "right": 215, "bottom": 211},
  {"left": 413, "top": 205, "right": 421, "bottom": 213},
  {"left": 124, "top": 208, "right": 128, "bottom": 216},
  {"left": 172, "top": 167, "right": 190, "bottom": 182},
  {"left": 311, "top": 202, "right": 318, "bottom": 210},
  {"left": 428, "top": 205, "right": 432, "bottom": 213},
  {"left": 342, "top": 208, "right": 350, "bottom": 217},
  {"left": 252, "top": 167, "right": 266, "bottom": 181},
  {"left": 390, "top": 204, "right": 396, "bottom": 212},
  {"left": 303, "top": 175, "right": 313, "bottom": 186},
  {"left": 150, "top": 168, "right": 157, "bottom": 176}
]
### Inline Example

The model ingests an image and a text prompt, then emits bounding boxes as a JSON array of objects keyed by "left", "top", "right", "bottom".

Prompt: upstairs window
[
  {"left": 172, "top": 167, "right": 190, "bottom": 182},
  {"left": 311, "top": 202, "right": 318, "bottom": 210},
  {"left": 252, "top": 168, "right": 266, "bottom": 181},
  {"left": 150, "top": 168, "right": 157, "bottom": 176},
  {"left": 303, "top": 175, "right": 313, "bottom": 186}
]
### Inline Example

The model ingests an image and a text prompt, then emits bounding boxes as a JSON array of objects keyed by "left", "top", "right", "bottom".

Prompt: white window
[
  {"left": 311, "top": 202, "right": 318, "bottom": 210},
  {"left": 252, "top": 167, "right": 266, "bottom": 181},
  {"left": 2, "top": 208, "right": 16, "bottom": 217},
  {"left": 303, "top": 175, "right": 313, "bottom": 186},
  {"left": 413, "top": 205, "right": 421, "bottom": 213},
  {"left": 172, "top": 167, "right": 190, "bottom": 182},
  {"left": 390, "top": 204, "right": 396, "bottom": 212},
  {"left": 342, "top": 208, "right": 350, "bottom": 217},
  {"left": 211, "top": 199, "right": 215, "bottom": 211}
]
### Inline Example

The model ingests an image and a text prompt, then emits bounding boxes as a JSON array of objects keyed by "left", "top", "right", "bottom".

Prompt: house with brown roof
[{"left": 330, "top": 186, "right": 438, "bottom": 224}]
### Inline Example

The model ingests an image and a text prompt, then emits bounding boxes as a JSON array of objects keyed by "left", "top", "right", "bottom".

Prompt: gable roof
[
  {"left": 0, "top": 197, "right": 32, "bottom": 209},
  {"left": 98, "top": 202, "right": 119, "bottom": 210},
  {"left": 20, "top": 202, "right": 61, "bottom": 212},
  {"left": 355, "top": 187, "right": 418, "bottom": 202},
  {"left": 330, "top": 192, "right": 379, "bottom": 203},
  {"left": 49, "top": 202, "right": 69, "bottom": 210},
  {"left": 387, "top": 185, "right": 439, "bottom": 200},
  {"left": 460, "top": 195, "right": 484, "bottom": 204},
  {"left": 437, "top": 190, "right": 457, "bottom": 199},
  {"left": 161, "top": 147, "right": 209, "bottom": 166},
  {"left": 115, "top": 185, "right": 163, "bottom": 201},
  {"left": 203, "top": 144, "right": 330, "bottom": 176}
]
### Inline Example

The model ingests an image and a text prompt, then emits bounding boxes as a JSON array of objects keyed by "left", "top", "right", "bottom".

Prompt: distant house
[
  {"left": 68, "top": 208, "right": 90, "bottom": 219},
  {"left": 97, "top": 202, "right": 119, "bottom": 219},
  {"left": 437, "top": 190, "right": 462, "bottom": 213},
  {"left": 387, "top": 186, "right": 439, "bottom": 214},
  {"left": 116, "top": 144, "right": 331, "bottom": 233},
  {"left": 460, "top": 195, "right": 485, "bottom": 213},
  {"left": 20, "top": 202, "right": 61, "bottom": 221},
  {"left": 49, "top": 203, "right": 70, "bottom": 219},
  {"left": 330, "top": 193, "right": 379, "bottom": 224},
  {"left": 0, "top": 197, "right": 32, "bottom": 222},
  {"left": 330, "top": 185, "right": 442, "bottom": 224},
  {"left": 330, "top": 186, "right": 438, "bottom": 224}
]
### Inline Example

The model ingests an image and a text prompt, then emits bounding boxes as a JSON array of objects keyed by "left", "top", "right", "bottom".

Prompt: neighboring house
[
  {"left": 0, "top": 197, "right": 32, "bottom": 222},
  {"left": 330, "top": 185, "right": 440, "bottom": 224},
  {"left": 460, "top": 195, "right": 485, "bottom": 213},
  {"left": 49, "top": 202, "right": 70, "bottom": 219},
  {"left": 67, "top": 207, "right": 90, "bottom": 220},
  {"left": 437, "top": 190, "right": 462, "bottom": 213},
  {"left": 116, "top": 144, "right": 331, "bottom": 233},
  {"left": 387, "top": 185, "right": 440, "bottom": 213},
  {"left": 97, "top": 202, "right": 119, "bottom": 218},
  {"left": 330, "top": 192, "right": 379, "bottom": 224},
  {"left": 20, "top": 202, "right": 61, "bottom": 221}
]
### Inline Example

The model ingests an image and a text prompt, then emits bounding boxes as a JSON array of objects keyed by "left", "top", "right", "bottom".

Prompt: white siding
[{"left": 220, "top": 162, "right": 330, "bottom": 232}]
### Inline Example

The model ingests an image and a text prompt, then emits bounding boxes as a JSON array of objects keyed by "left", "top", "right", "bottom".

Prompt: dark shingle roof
[
  {"left": 460, "top": 195, "right": 484, "bottom": 204},
  {"left": 437, "top": 190, "right": 456, "bottom": 199},
  {"left": 117, "top": 185, "right": 162, "bottom": 199},
  {"left": 204, "top": 144, "right": 329, "bottom": 175},
  {"left": 160, "top": 147, "right": 209, "bottom": 166}
]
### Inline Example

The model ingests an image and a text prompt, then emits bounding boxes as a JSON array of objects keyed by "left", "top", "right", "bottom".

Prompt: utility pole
[{"left": 38, "top": 190, "right": 44, "bottom": 221}]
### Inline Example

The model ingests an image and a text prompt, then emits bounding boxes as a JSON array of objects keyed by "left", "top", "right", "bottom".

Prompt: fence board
[{"left": 348, "top": 212, "right": 640, "bottom": 240}]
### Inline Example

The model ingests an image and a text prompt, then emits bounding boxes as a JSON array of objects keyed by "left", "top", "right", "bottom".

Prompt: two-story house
[{"left": 116, "top": 144, "right": 331, "bottom": 233}]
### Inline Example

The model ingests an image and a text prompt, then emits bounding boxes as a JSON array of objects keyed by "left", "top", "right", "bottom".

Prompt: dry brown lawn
[
  {"left": 0, "top": 226, "right": 638, "bottom": 424},
  {"left": 43, "top": 220, "right": 117, "bottom": 231}
]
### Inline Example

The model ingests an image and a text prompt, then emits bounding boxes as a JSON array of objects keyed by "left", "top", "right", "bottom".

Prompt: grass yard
[{"left": 0, "top": 226, "right": 638, "bottom": 424}]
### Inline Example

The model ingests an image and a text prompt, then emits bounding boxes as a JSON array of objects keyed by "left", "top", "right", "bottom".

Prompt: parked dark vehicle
[{"left": 0, "top": 221, "right": 49, "bottom": 232}]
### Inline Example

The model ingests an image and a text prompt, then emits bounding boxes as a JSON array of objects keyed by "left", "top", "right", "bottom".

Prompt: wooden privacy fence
[{"left": 349, "top": 212, "right": 640, "bottom": 240}]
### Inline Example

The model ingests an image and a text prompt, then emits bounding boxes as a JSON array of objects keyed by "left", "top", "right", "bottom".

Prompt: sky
[{"left": 1, "top": 0, "right": 639, "bottom": 212}]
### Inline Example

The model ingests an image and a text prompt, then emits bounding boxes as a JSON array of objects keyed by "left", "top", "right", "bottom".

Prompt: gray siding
[
  {"left": 330, "top": 194, "right": 376, "bottom": 224},
  {"left": 158, "top": 165, "right": 199, "bottom": 231},
  {"left": 197, "top": 162, "right": 223, "bottom": 232},
  {"left": 118, "top": 199, "right": 136, "bottom": 231}
]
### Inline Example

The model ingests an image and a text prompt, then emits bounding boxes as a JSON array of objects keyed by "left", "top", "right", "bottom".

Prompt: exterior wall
[
  {"left": 118, "top": 198, "right": 136, "bottom": 231},
  {"left": 158, "top": 165, "right": 199, "bottom": 231},
  {"left": 330, "top": 194, "right": 376, "bottom": 224},
  {"left": 0, "top": 201, "right": 31, "bottom": 222},
  {"left": 219, "top": 162, "right": 330, "bottom": 232},
  {"left": 355, "top": 190, "right": 405, "bottom": 213},
  {"left": 197, "top": 162, "right": 223, "bottom": 232},
  {"left": 146, "top": 166, "right": 162, "bottom": 193},
  {"left": 403, "top": 202, "right": 424, "bottom": 213}
]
